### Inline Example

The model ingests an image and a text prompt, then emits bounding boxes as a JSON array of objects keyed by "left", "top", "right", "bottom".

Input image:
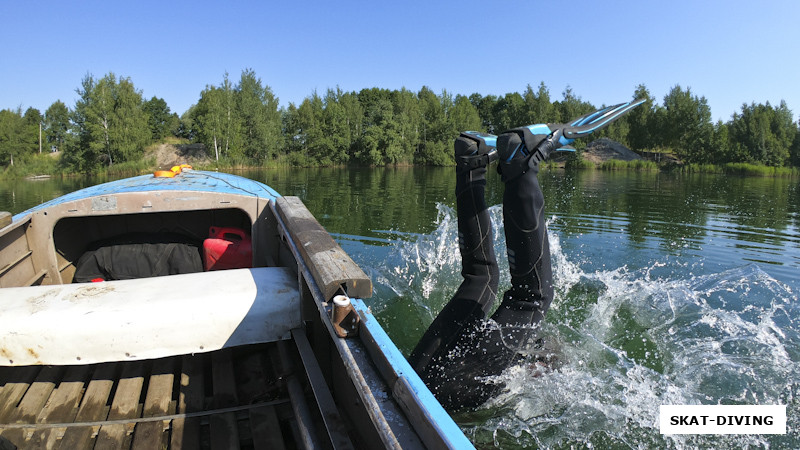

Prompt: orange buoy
[{"left": 154, "top": 164, "right": 192, "bottom": 178}]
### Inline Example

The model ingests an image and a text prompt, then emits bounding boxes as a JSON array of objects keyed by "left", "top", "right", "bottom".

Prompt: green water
[{"left": 3, "top": 168, "right": 800, "bottom": 448}]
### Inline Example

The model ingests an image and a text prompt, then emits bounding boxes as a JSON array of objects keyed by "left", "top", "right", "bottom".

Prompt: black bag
[{"left": 73, "top": 233, "right": 203, "bottom": 282}]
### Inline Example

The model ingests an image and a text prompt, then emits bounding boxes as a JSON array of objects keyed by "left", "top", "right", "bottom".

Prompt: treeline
[{"left": 1, "top": 69, "right": 799, "bottom": 173}]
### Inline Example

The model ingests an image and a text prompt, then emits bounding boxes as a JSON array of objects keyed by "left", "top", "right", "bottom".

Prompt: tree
[
  {"left": 65, "top": 73, "right": 150, "bottom": 170},
  {"left": 523, "top": 82, "right": 556, "bottom": 125},
  {"left": 450, "top": 94, "right": 482, "bottom": 135},
  {"left": 355, "top": 88, "right": 403, "bottom": 165},
  {"left": 23, "top": 108, "right": 43, "bottom": 153},
  {"left": 710, "top": 120, "right": 730, "bottom": 163},
  {"left": 555, "top": 86, "right": 594, "bottom": 125},
  {"left": 391, "top": 88, "right": 421, "bottom": 162},
  {"left": 236, "top": 69, "right": 281, "bottom": 160},
  {"left": 296, "top": 92, "right": 327, "bottom": 164},
  {"left": 44, "top": 100, "right": 71, "bottom": 152},
  {"left": 660, "top": 85, "right": 714, "bottom": 163},
  {"left": 416, "top": 87, "right": 453, "bottom": 165},
  {"left": 0, "top": 108, "right": 24, "bottom": 166},
  {"left": 728, "top": 101, "right": 796, "bottom": 166},
  {"left": 193, "top": 73, "right": 239, "bottom": 161},
  {"left": 110, "top": 76, "right": 150, "bottom": 163},
  {"left": 492, "top": 92, "right": 526, "bottom": 132},
  {"left": 626, "top": 84, "right": 659, "bottom": 151},
  {"left": 322, "top": 88, "right": 359, "bottom": 164},
  {"left": 792, "top": 119, "right": 800, "bottom": 167},
  {"left": 469, "top": 93, "right": 498, "bottom": 133},
  {"left": 142, "top": 96, "right": 178, "bottom": 140},
  {"left": 339, "top": 89, "right": 364, "bottom": 161}
]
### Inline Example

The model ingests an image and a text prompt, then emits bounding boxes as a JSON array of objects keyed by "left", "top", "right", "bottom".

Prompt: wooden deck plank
[
  {"left": 292, "top": 328, "right": 354, "bottom": 449},
  {"left": 95, "top": 361, "right": 147, "bottom": 450},
  {"left": 0, "top": 430, "right": 25, "bottom": 449},
  {"left": 250, "top": 406, "right": 286, "bottom": 450},
  {"left": 132, "top": 358, "right": 175, "bottom": 450},
  {"left": 107, "top": 361, "right": 147, "bottom": 420},
  {"left": 0, "top": 366, "right": 40, "bottom": 423},
  {"left": 170, "top": 354, "right": 205, "bottom": 450},
  {"left": 58, "top": 363, "right": 117, "bottom": 450},
  {"left": 0, "top": 211, "right": 10, "bottom": 229},
  {"left": 6, "top": 365, "right": 65, "bottom": 424},
  {"left": 94, "top": 424, "right": 129, "bottom": 450},
  {"left": 0, "top": 366, "right": 64, "bottom": 449},
  {"left": 233, "top": 349, "right": 287, "bottom": 450},
  {"left": 2, "top": 344, "right": 300, "bottom": 450},
  {"left": 232, "top": 351, "right": 272, "bottom": 404},
  {"left": 26, "top": 365, "right": 91, "bottom": 449},
  {"left": 36, "top": 365, "right": 90, "bottom": 423},
  {"left": 130, "top": 422, "right": 164, "bottom": 450},
  {"left": 24, "top": 431, "right": 60, "bottom": 449},
  {"left": 210, "top": 349, "right": 240, "bottom": 449}
]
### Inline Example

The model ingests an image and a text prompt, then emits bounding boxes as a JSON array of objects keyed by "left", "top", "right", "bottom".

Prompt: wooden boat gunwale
[{"left": 0, "top": 170, "right": 473, "bottom": 449}]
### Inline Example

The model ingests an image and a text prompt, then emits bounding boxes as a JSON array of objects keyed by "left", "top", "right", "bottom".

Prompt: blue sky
[{"left": 1, "top": 0, "right": 799, "bottom": 122}]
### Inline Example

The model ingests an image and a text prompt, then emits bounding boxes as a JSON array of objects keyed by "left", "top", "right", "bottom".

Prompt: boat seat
[{"left": 0, "top": 268, "right": 300, "bottom": 366}]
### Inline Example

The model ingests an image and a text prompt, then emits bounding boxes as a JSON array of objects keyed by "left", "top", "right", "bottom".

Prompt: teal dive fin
[
  {"left": 456, "top": 131, "right": 499, "bottom": 170},
  {"left": 495, "top": 98, "right": 645, "bottom": 180},
  {"left": 561, "top": 98, "right": 646, "bottom": 140}
]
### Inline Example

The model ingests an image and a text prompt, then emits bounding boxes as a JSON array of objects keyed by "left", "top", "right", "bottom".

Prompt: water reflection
[{"left": 3, "top": 168, "right": 798, "bottom": 284}]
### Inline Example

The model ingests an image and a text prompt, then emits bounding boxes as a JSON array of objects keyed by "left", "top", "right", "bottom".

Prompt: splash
[
  {"left": 474, "top": 241, "right": 798, "bottom": 448},
  {"left": 358, "top": 204, "right": 800, "bottom": 448},
  {"left": 369, "top": 203, "right": 508, "bottom": 318}
]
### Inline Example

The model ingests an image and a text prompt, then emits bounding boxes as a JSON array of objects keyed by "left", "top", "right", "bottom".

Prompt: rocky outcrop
[
  {"left": 150, "top": 143, "right": 210, "bottom": 168},
  {"left": 582, "top": 138, "right": 641, "bottom": 163}
]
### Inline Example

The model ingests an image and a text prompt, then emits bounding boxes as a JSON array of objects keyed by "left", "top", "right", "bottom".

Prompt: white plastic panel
[{"left": 0, "top": 267, "right": 299, "bottom": 366}]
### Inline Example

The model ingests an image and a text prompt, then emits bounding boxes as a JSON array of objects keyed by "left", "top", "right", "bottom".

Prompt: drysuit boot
[{"left": 409, "top": 135, "right": 501, "bottom": 409}]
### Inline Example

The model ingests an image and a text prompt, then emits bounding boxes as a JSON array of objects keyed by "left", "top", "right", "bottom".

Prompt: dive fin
[
  {"left": 456, "top": 131, "right": 499, "bottom": 171},
  {"left": 494, "top": 98, "right": 645, "bottom": 180},
  {"left": 561, "top": 98, "right": 646, "bottom": 139},
  {"left": 459, "top": 98, "right": 644, "bottom": 179},
  {"left": 461, "top": 131, "right": 498, "bottom": 149}
]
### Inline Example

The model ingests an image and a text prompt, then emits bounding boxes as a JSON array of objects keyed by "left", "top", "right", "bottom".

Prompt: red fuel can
[{"left": 203, "top": 227, "right": 252, "bottom": 271}]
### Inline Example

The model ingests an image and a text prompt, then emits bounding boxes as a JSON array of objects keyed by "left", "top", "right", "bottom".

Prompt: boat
[{"left": 0, "top": 168, "right": 473, "bottom": 449}]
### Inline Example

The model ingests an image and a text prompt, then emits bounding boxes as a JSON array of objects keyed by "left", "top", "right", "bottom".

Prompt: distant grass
[
  {"left": 564, "top": 157, "right": 660, "bottom": 171},
  {"left": 0, "top": 153, "right": 64, "bottom": 178},
  {"left": 565, "top": 157, "right": 596, "bottom": 170},
  {"left": 162, "top": 136, "right": 190, "bottom": 146},
  {"left": 672, "top": 162, "right": 799, "bottom": 177},
  {"left": 598, "top": 159, "right": 659, "bottom": 171},
  {"left": 102, "top": 157, "right": 157, "bottom": 177},
  {"left": 539, "top": 160, "right": 561, "bottom": 170},
  {"left": 194, "top": 154, "right": 296, "bottom": 171},
  {"left": 673, "top": 163, "right": 725, "bottom": 174},
  {"left": 144, "top": 136, "right": 191, "bottom": 152},
  {"left": 722, "top": 162, "right": 799, "bottom": 177}
]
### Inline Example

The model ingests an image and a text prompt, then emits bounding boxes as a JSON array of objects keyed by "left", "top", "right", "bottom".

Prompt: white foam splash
[{"left": 361, "top": 205, "right": 800, "bottom": 448}]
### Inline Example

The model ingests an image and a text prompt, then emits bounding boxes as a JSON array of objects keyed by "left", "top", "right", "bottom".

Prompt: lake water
[{"left": 3, "top": 168, "right": 799, "bottom": 448}]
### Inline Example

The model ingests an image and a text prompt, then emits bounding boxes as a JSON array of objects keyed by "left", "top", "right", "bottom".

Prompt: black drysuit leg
[{"left": 409, "top": 135, "right": 554, "bottom": 410}]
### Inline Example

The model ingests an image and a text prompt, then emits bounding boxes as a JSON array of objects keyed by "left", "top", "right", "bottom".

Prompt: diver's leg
[
  {"left": 425, "top": 131, "right": 557, "bottom": 409},
  {"left": 409, "top": 135, "right": 500, "bottom": 395},
  {"left": 490, "top": 131, "right": 554, "bottom": 350}
]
